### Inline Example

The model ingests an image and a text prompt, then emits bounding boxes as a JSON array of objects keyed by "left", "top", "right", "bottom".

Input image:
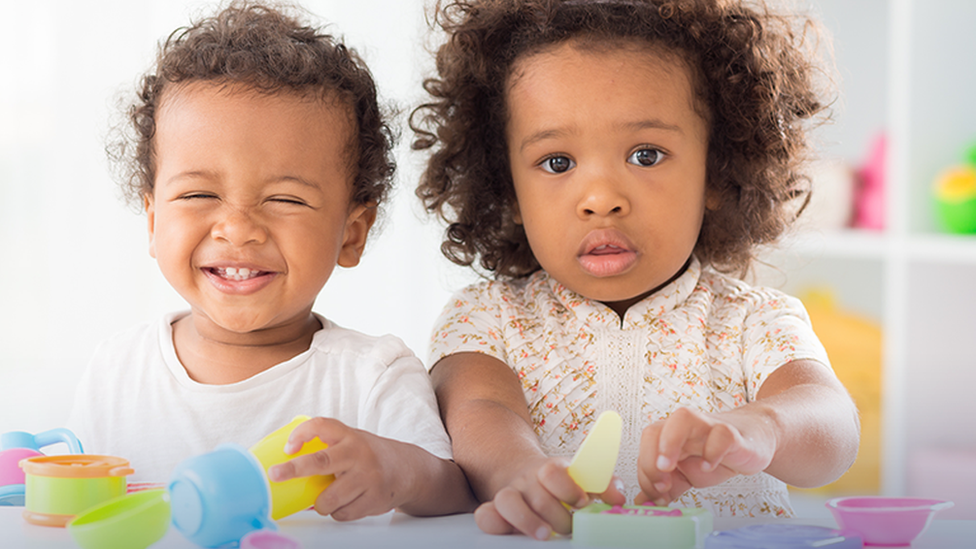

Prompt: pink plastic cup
[{"left": 826, "top": 496, "right": 953, "bottom": 546}]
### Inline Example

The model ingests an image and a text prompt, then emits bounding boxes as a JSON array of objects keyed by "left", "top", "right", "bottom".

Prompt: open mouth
[
  {"left": 577, "top": 230, "right": 638, "bottom": 277},
  {"left": 208, "top": 267, "right": 266, "bottom": 281}
]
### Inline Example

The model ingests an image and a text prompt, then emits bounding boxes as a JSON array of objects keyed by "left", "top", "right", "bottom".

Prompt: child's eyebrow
[
  {"left": 518, "top": 118, "right": 683, "bottom": 153},
  {"left": 621, "top": 119, "right": 683, "bottom": 135}
]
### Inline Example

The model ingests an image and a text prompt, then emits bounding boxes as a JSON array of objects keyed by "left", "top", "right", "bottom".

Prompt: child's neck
[{"left": 171, "top": 313, "right": 321, "bottom": 384}]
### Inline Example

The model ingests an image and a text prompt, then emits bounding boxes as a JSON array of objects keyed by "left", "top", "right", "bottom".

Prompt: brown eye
[
  {"left": 542, "top": 155, "right": 575, "bottom": 174},
  {"left": 628, "top": 148, "right": 664, "bottom": 167}
]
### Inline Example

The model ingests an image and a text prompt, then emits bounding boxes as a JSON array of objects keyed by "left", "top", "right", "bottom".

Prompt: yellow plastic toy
[
  {"left": 249, "top": 415, "right": 333, "bottom": 520},
  {"left": 567, "top": 411, "right": 622, "bottom": 493}
]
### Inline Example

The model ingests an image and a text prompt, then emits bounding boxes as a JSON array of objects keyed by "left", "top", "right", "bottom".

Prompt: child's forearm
[
  {"left": 727, "top": 359, "right": 861, "bottom": 488},
  {"left": 431, "top": 352, "right": 549, "bottom": 501}
]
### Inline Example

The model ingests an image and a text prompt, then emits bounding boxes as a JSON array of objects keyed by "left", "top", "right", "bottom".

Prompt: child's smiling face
[
  {"left": 505, "top": 40, "right": 711, "bottom": 316},
  {"left": 146, "top": 81, "right": 374, "bottom": 339}
]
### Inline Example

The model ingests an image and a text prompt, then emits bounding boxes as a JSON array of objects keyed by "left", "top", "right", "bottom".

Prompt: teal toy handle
[
  {"left": 33, "top": 428, "right": 83, "bottom": 454},
  {"left": 1, "top": 428, "right": 83, "bottom": 454}
]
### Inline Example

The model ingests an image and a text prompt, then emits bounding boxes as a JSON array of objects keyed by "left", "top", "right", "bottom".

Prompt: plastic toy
[
  {"left": 567, "top": 411, "right": 622, "bottom": 493},
  {"left": 704, "top": 524, "right": 862, "bottom": 548},
  {"left": 572, "top": 503, "right": 713, "bottom": 548},
  {"left": 852, "top": 133, "right": 886, "bottom": 230},
  {"left": 20, "top": 454, "right": 133, "bottom": 527},
  {"left": 826, "top": 496, "right": 953, "bottom": 546},
  {"left": 0, "top": 428, "right": 84, "bottom": 506},
  {"left": 169, "top": 443, "right": 275, "bottom": 548},
  {"left": 933, "top": 164, "right": 976, "bottom": 234},
  {"left": 249, "top": 415, "right": 333, "bottom": 520},
  {"left": 68, "top": 489, "right": 170, "bottom": 549},
  {"left": 241, "top": 528, "right": 304, "bottom": 549},
  {"left": 167, "top": 416, "right": 330, "bottom": 547}
]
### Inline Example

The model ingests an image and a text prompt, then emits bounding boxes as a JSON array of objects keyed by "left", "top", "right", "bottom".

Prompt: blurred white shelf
[{"left": 776, "top": 229, "right": 976, "bottom": 264}]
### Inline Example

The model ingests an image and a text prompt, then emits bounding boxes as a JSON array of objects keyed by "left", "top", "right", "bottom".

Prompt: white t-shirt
[
  {"left": 68, "top": 312, "right": 452, "bottom": 483},
  {"left": 429, "top": 257, "right": 833, "bottom": 517}
]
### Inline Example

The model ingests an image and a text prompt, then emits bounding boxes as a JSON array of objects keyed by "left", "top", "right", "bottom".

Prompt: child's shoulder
[
  {"left": 309, "top": 316, "right": 419, "bottom": 368},
  {"left": 450, "top": 271, "right": 550, "bottom": 306},
  {"left": 697, "top": 267, "right": 806, "bottom": 317}
]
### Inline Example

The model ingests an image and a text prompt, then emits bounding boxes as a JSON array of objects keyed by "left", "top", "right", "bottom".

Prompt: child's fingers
[
  {"left": 537, "top": 458, "right": 589, "bottom": 509},
  {"left": 701, "top": 422, "right": 738, "bottom": 472},
  {"left": 313, "top": 475, "right": 367, "bottom": 519},
  {"left": 492, "top": 485, "right": 563, "bottom": 540},
  {"left": 473, "top": 501, "right": 518, "bottom": 535},
  {"left": 268, "top": 448, "right": 337, "bottom": 482},
  {"left": 655, "top": 408, "right": 711, "bottom": 471},
  {"left": 597, "top": 476, "right": 627, "bottom": 506},
  {"left": 285, "top": 416, "right": 349, "bottom": 454}
]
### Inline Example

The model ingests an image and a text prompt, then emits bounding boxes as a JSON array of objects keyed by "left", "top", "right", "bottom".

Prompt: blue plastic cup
[{"left": 168, "top": 444, "right": 275, "bottom": 548}]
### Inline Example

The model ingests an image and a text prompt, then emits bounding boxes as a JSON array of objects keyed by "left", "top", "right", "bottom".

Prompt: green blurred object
[
  {"left": 68, "top": 489, "right": 171, "bottom": 549},
  {"left": 966, "top": 141, "right": 976, "bottom": 167},
  {"left": 572, "top": 503, "right": 712, "bottom": 548},
  {"left": 933, "top": 165, "right": 976, "bottom": 234}
]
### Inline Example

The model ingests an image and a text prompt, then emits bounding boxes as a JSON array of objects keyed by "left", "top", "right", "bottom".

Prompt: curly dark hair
[
  {"left": 411, "top": 0, "right": 833, "bottom": 278},
  {"left": 110, "top": 0, "right": 395, "bottom": 212}
]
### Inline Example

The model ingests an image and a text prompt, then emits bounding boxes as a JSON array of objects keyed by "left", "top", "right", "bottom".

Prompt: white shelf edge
[{"left": 768, "top": 229, "right": 976, "bottom": 265}]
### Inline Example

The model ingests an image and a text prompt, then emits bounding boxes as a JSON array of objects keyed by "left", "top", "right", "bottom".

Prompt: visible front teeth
[{"left": 220, "top": 267, "right": 258, "bottom": 281}]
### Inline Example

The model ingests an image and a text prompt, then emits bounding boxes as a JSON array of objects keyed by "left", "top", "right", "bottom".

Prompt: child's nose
[
  {"left": 211, "top": 206, "right": 268, "bottom": 246},
  {"left": 577, "top": 172, "right": 631, "bottom": 218}
]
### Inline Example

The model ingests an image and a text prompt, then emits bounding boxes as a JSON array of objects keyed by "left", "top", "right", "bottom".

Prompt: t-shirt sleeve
[
  {"left": 427, "top": 282, "right": 509, "bottom": 370},
  {"left": 360, "top": 352, "right": 454, "bottom": 461},
  {"left": 741, "top": 290, "right": 832, "bottom": 400}
]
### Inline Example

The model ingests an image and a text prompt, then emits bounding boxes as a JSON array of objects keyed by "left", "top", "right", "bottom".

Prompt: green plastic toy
[{"left": 573, "top": 503, "right": 713, "bottom": 548}]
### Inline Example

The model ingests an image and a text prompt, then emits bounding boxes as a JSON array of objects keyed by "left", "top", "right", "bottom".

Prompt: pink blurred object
[
  {"left": 853, "top": 133, "right": 887, "bottom": 230},
  {"left": 240, "top": 529, "right": 303, "bottom": 549},
  {"left": 908, "top": 448, "right": 976, "bottom": 519},
  {"left": 826, "top": 496, "right": 952, "bottom": 546}
]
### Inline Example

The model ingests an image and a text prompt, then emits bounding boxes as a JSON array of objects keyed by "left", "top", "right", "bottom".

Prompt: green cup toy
[{"left": 20, "top": 455, "right": 133, "bottom": 527}]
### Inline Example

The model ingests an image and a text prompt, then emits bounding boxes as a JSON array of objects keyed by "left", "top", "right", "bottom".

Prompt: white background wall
[{"left": 0, "top": 0, "right": 479, "bottom": 436}]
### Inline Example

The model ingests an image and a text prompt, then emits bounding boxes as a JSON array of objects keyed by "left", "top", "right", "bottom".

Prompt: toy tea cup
[
  {"left": 169, "top": 444, "right": 276, "bottom": 548},
  {"left": 249, "top": 415, "right": 333, "bottom": 520},
  {"left": 20, "top": 454, "right": 133, "bottom": 527},
  {"left": 0, "top": 428, "right": 84, "bottom": 506}
]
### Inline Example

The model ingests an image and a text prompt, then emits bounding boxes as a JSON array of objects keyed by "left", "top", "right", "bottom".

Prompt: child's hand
[
  {"left": 267, "top": 417, "right": 412, "bottom": 521},
  {"left": 474, "top": 456, "right": 626, "bottom": 540},
  {"left": 635, "top": 407, "right": 774, "bottom": 506}
]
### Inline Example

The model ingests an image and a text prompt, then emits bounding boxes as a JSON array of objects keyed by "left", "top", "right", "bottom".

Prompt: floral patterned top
[{"left": 428, "top": 257, "right": 832, "bottom": 517}]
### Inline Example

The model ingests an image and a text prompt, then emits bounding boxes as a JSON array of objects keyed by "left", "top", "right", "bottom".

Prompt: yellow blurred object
[
  {"left": 934, "top": 165, "right": 976, "bottom": 201},
  {"left": 794, "top": 289, "right": 882, "bottom": 495}
]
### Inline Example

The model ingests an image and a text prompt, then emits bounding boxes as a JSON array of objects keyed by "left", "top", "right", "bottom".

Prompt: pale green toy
[
  {"left": 573, "top": 503, "right": 713, "bottom": 549},
  {"left": 567, "top": 411, "right": 622, "bottom": 493},
  {"left": 567, "top": 410, "right": 713, "bottom": 548}
]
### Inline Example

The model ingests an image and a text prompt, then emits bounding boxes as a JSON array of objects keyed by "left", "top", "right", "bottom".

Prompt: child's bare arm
[
  {"left": 267, "top": 417, "right": 477, "bottom": 519},
  {"left": 636, "top": 359, "right": 860, "bottom": 504},
  {"left": 431, "top": 352, "right": 624, "bottom": 539}
]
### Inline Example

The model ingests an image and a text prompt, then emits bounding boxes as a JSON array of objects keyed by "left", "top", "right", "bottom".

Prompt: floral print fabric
[{"left": 429, "top": 256, "right": 832, "bottom": 517}]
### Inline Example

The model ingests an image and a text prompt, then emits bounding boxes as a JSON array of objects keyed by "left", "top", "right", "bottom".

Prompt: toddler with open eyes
[
  {"left": 412, "top": 0, "right": 860, "bottom": 539},
  {"left": 67, "top": 1, "right": 476, "bottom": 521}
]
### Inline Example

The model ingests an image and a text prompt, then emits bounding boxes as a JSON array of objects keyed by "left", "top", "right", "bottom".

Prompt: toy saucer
[
  {"left": 705, "top": 523, "right": 862, "bottom": 548},
  {"left": 0, "top": 484, "right": 25, "bottom": 506}
]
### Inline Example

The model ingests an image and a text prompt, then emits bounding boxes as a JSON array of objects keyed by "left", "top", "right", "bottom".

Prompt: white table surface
[{"left": 3, "top": 506, "right": 974, "bottom": 549}]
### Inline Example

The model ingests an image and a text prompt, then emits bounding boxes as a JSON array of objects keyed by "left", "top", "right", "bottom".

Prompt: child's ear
[
  {"left": 144, "top": 194, "right": 157, "bottom": 259},
  {"left": 337, "top": 202, "right": 378, "bottom": 268},
  {"left": 512, "top": 201, "right": 523, "bottom": 225}
]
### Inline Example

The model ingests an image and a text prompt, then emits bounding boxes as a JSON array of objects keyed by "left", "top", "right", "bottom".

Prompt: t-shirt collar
[{"left": 544, "top": 256, "right": 702, "bottom": 329}]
